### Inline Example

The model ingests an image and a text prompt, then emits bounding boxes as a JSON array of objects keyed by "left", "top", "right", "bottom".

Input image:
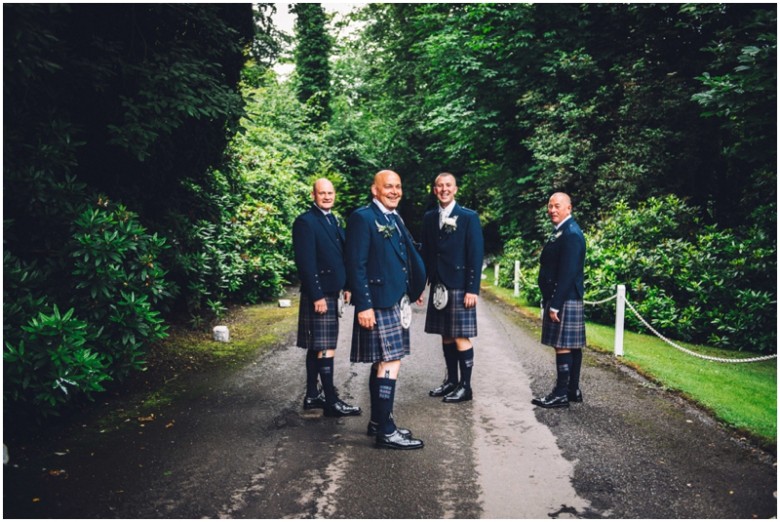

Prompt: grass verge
[{"left": 483, "top": 284, "right": 777, "bottom": 447}]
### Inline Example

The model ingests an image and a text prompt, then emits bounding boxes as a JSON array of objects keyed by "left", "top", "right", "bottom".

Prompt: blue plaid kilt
[
  {"left": 424, "top": 288, "right": 478, "bottom": 338},
  {"left": 541, "top": 299, "right": 586, "bottom": 349},
  {"left": 296, "top": 292, "right": 340, "bottom": 351},
  {"left": 350, "top": 304, "right": 410, "bottom": 363}
]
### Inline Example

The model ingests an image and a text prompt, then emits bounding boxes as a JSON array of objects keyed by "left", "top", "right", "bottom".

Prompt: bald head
[
  {"left": 547, "top": 192, "right": 572, "bottom": 226},
  {"left": 372, "top": 170, "right": 403, "bottom": 211},
  {"left": 312, "top": 178, "right": 335, "bottom": 211}
]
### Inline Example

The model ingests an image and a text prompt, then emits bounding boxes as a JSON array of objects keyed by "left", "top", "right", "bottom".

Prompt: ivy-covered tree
[{"left": 291, "top": 3, "right": 333, "bottom": 123}]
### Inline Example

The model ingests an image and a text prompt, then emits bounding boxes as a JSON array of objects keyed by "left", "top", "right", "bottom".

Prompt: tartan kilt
[
  {"left": 541, "top": 299, "right": 586, "bottom": 349},
  {"left": 296, "top": 292, "right": 340, "bottom": 351},
  {"left": 424, "top": 288, "right": 478, "bottom": 338},
  {"left": 350, "top": 304, "right": 410, "bottom": 363}
]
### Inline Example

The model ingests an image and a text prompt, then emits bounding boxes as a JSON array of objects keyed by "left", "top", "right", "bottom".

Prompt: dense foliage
[
  {"left": 3, "top": 4, "right": 255, "bottom": 417},
  {"left": 335, "top": 4, "right": 775, "bottom": 242}
]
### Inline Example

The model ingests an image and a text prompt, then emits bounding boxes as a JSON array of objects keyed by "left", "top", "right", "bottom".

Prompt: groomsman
[
  {"left": 346, "top": 170, "right": 426, "bottom": 450},
  {"left": 293, "top": 178, "right": 361, "bottom": 417},
  {"left": 533, "top": 192, "right": 586, "bottom": 409},
  {"left": 421, "top": 173, "right": 484, "bottom": 403}
]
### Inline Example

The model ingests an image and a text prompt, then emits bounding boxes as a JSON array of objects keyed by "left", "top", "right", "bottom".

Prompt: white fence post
[
  {"left": 514, "top": 261, "right": 520, "bottom": 297},
  {"left": 494, "top": 263, "right": 500, "bottom": 286},
  {"left": 614, "top": 284, "right": 626, "bottom": 357}
]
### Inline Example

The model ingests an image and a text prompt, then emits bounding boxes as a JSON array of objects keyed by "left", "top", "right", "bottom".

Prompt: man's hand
[
  {"left": 464, "top": 293, "right": 478, "bottom": 309},
  {"left": 548, "top": 309, "right": 561, "bottom": 323},
  {"left": 358, "top": 308, "right": 376, "bottom": 329},
  {"left": 313, "top": 298, "right": 328, "bottom": 314},
  {"left": 343, "top": 291, "right": 351, "bottom": 305}
]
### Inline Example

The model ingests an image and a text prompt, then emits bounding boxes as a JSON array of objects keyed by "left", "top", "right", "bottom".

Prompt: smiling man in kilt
[
  {"left": 421, "top": 173, "right": 484, "bottom": 403},
  {"left": 533, "top": 192, "right": 586, "bottom": 409},
  {"left": 346, "top": 170, "right": 426, "bottom": 450}
]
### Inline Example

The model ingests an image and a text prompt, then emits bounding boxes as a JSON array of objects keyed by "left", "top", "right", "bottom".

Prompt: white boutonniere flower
[
  {"left": 375, "top": 220, "right": 395, "bottom": 239},
  {"left": 549, "top": 230, "right": 563, "bottom": 242},
  {"left": 442, "top": 215, "right": 458, "bottom": 233}
]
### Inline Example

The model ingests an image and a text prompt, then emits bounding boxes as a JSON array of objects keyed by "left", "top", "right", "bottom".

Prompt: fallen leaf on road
[{"left": 138, "top": 414, "right": 155, "bottom": 422}]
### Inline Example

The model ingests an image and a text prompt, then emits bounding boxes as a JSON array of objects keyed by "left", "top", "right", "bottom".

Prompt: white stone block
[{"left": 213, "top": 325, "right": 229, "bottom": 342}]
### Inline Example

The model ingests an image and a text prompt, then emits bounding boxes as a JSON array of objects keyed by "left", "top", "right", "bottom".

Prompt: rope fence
[
  {"left": 496, "top": 262, "right": 777, "bottom": 363},
  {"left": 586, "top": 285, "right": 777, "bottom": 363}
]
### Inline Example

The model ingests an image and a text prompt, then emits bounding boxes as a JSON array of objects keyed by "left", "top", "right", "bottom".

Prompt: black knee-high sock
[
  {"left": 317, "top": 356, "right": 337, "bottom": 406},
  {"left": 376, "top": 377, "right": 397, "bottom": 435},
  {"left": 306, "top": 350, "right": 320, "bottom": 398},
  {"left": 569, "top": 350, "right": 582, "bottom": 392},
  {"left": 369, "top": 364, "right": 379, "bottom": 425},
  {"left": 443, "top": 342, "right": 458, "bottom": 384},
  {"left": 554, "top": 352, "right": 573, "bottom": 396},
  {"left": 458, "top": 347, "right": 474, "bottom": 388}
]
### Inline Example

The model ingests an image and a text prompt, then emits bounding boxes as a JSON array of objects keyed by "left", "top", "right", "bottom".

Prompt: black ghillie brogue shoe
[
  {"left": 442, "top": 384, "right": 473, "bottom": 403},
  {"left": 568, "top": 389, "right": 583, "bottom": 403},
  {"left": 323, "top": 399, "right": 362, "bottom": 417},
  {"left": 376, "top": 430, "right": 424, "bottom": 450},
  {"left": 366, "top": 421, "right": 412, "bottom": 438},
  {"left": 429, "top": 381, "right": 457, "bottom": 397},
  {"left": 303, "top": 392, "right": 326, "bottom": 410},
  {"left": 531, "top": 393, "right": 569, "bottom": 409}
]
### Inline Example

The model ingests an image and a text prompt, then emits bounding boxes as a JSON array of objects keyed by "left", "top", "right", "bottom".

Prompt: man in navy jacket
[
  {"left": 293, "top": 178, "right": 361, "bottom": 417},
  {"left": 421, "top": 173, "right": 484, "bottom": 403},
  {"left": 533, "top": 192, "right": 586, "bottom": 409},
  {"left": 346, "top": 170, "right": 426, "bottom": 450}
]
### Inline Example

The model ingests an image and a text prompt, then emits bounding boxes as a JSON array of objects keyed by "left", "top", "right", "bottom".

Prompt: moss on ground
[{"left": 91, "top": 297, "right": 300, "bottom": 434}]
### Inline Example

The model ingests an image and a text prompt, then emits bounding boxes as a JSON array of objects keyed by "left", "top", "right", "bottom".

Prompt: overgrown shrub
[
  {"left": 68, "top": 204, "right": 170, "bottom": 378},
  {"left": 4, "top": 199, "right": 170, "bottom": 417}
]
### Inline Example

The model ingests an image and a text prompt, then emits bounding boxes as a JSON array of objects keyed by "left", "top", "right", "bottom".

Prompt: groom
[{"left": 421, "top": 172, "right": 484, "bottom": 403}]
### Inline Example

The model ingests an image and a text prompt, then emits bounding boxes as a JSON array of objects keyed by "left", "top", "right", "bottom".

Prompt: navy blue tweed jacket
[
  {"left": 538, "top": 217, "right": 586, "bottom": 310},
  {"left": 346, "top": 202, "right": 426, "bottom": 313},
  {"left": 292, "top": 204, "right": 347, "bottom": 301},
  {"left": 421, "top": 203, "right": 484, "bottom": 295}
]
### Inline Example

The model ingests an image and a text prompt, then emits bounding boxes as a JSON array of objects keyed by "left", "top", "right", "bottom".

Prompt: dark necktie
[
  {"left": 387, "top": 213, "right": 407, "bottom": 256},
  {"left": 326, "top": 213, "right": 337, "bottom": 227}
]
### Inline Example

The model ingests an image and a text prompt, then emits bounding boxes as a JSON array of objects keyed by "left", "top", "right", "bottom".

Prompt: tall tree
[{"left": 291, "top": 3, "right": 333, "bottom": 123}]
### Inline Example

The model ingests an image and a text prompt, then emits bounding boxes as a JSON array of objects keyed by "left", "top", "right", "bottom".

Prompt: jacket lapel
[
  {"left": 371, "top": 203, "right": 407, "bottom": 262},
  {"left": 313, "top": 206, "right": 343, "bottom": 251}
]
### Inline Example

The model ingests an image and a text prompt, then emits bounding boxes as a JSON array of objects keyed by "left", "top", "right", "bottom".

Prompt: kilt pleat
[
  {"left": 350, "top": 304, "right": 410, "bottom": 363},
  {"left": 424, "top": 288, "right": 478, "bottom": 338},
  {"left": 296, "top": 292, "right": 340, "bottom": 350},
  {"left": 541, "top": 299, "right": 585, "bottom": 349}
]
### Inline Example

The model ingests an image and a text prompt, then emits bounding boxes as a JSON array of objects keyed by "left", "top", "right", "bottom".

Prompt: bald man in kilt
[
  {"left": 421, "top": 173, "right": 484, "bottom": 403},
  {"left": 293, "top": 178, "right": 361, "bottom": 418},
  {"left": 532, "top": 192, "right": 586, "bottom": 409},
  {"left": 346, "top": 170, "right": 426, "bottom": 450}
]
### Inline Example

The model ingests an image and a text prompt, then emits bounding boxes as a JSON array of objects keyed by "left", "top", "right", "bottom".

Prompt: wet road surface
[{"left": 4, "top": 291, "right": 776, "bottom": 518}]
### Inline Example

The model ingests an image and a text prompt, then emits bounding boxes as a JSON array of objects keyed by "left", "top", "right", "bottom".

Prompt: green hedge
[{"left": 494, "top": 195, "right": 776, "bottom": 354}]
